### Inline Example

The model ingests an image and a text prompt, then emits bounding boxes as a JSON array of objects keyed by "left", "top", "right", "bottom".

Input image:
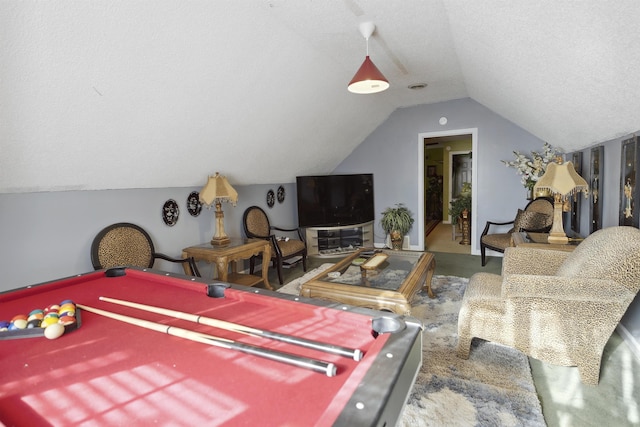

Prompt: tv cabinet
[{"left": 304, "top": 222, "right": 374, "bottom": 257}]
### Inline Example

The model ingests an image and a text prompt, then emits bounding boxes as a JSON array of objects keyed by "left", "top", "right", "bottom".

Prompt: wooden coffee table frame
[{"left": 300, "top": 249, "right": 435, "bottom": 315}]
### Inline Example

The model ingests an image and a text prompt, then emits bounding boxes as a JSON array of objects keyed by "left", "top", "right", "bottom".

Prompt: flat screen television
[{"left": 296, "top": 173, "right": 374, "bottom": 227}]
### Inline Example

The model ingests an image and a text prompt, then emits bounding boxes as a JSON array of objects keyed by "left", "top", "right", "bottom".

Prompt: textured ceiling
[{"left": 2, "top": 1, "right": 639, "bottom": 193}]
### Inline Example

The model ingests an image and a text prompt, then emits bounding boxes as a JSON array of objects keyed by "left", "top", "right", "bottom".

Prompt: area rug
[{"left": 279, "top": 268, "right": 546, "bottom": 427}]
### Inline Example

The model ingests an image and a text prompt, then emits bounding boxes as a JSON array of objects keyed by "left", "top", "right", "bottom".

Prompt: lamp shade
[
  {"left": 534, "top": 161, "right": 588, "bottom": 199},
  {"left": 348, "top": 56, "right": 389, "bottom": 94},
  {"left": 199, "top": 172, "right": 238, "bottom": 206}
]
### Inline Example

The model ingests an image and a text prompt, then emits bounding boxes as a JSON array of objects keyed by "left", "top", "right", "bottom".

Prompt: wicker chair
[
  {"left": 242, "top": 206, "right": 307, "bottom": 285},
  {"left": 480, "top": 197, "right": 553, "bottom": 266},
  {"left": 91, "top": 222, "right": 200, "bottom": 276},
  {"left": 458, "top": 226, "right": 640, "bottom": 385}
]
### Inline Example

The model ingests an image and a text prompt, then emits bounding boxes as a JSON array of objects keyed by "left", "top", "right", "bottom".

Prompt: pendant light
[{"left": 348, "top": 22, "right": 389, "bottom": 94}]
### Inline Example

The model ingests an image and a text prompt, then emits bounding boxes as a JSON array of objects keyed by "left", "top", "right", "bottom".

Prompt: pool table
[{"left": 0, "top": 267, "right": 422, "bottom": 426}]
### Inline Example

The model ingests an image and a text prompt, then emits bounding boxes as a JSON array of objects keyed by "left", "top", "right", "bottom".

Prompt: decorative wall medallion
[
  {"left": 162, "top": 199, "right": 179, "bottom": 226},
  {"left": 187, "top": 191, "right": 202, "bottom": 217},
  {"left": 277, "top": 185, "right": 285, "bottom": 203},
  {"left": 267, "top": 189, "right": 275, "bottom": 208}
]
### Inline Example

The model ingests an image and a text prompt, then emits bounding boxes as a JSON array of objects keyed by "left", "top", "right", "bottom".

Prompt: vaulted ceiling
[{"left": 2, "top": 1, "right": 639, "bottom": 193}]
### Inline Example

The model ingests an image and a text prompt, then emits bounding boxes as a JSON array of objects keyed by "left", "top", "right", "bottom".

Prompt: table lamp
[
  {"left": 534, "top": 157, "right": 589, "bottom": 244},
  {"left": 199, "top": 172, "right": 238, "bottom": 245}
]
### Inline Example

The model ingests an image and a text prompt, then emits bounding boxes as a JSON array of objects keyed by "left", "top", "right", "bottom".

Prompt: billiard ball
[
  {"left": 58, "top": 316, "right": 76, "bottom": 326},
  {"left": 44, "top": 323, "right": 65, "bottom": 340},
  {"left": 40, "top": 317, "right": 59, "bottom": 328},
  {"left": 27, "top": 319, "right": 41, "bottom": 328},
  {"left": 11, "top": 319, "right": 28, "bottom": 330}
]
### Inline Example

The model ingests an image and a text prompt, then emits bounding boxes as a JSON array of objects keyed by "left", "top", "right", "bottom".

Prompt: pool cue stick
[
  {"left": 76, "top": 304, "right": 337, "bottom": 377},
  {"left": 99, "top": 296, "right": 363, "bottom": 361}
]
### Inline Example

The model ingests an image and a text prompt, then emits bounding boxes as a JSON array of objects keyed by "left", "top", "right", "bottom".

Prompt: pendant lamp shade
[
  {"left": 348, "top": 56, "right": 390, "bottom": 94},
  {"left": 348, "top": 22, "right": 389, "bottom": 94}
]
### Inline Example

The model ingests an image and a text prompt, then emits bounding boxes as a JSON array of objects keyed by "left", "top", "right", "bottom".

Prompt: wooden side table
[
  {"left": 512, "top": 232, "right": 580, "bottom": 252},
  {"left": 182, "top": 239, "right": 272, "bottom": 290}
]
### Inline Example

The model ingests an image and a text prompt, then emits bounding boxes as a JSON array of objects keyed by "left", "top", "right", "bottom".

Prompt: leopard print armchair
[{"left": 457, "top": 226, "right": 640, "bottom": 385}]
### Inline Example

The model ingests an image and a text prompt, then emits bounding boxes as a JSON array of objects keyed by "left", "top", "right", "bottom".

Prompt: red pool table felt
[{"left": 0, "top": 268, "right": 399, "bottom": 426}]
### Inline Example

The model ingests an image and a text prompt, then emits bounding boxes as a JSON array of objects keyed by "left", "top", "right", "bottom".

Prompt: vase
[{"left": 390, "top": 231, "right": 403, "bottom": 250}]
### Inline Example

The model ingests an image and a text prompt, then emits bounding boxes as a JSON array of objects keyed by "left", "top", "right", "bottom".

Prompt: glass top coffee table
[{"left": 300, "top": 249, "right": 436, "bottom": 315}]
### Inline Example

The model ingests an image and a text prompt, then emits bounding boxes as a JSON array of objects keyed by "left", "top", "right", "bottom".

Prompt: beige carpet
[
  {"left": 279, "top": 267, "right": 545, "bottom": 426},
  {"left": 426, "top": 221, "right": 471, "bottom": 254}
]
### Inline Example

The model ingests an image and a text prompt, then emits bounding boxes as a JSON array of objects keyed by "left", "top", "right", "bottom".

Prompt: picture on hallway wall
[
  {"left": 590, "top": 146, "right": 604, "bottom": 233},
  {"left": 620, "top": 136, "right": 640, "bottom": 228},
  {"left": 571, "top": 152, "right": 583, "bottom": 233}
]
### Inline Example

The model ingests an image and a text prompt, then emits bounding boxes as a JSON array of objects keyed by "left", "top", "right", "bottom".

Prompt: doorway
[{"left": 417, "top": 129, "right": 478, "bottom": 254}]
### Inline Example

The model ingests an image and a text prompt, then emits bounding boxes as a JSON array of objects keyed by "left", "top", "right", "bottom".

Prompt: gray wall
[
  {"left": 0, "top": 183, "right": 298, "bottom": 290},
  {"left": 334, "top": 98, "right": 547, "bottom": 250}
]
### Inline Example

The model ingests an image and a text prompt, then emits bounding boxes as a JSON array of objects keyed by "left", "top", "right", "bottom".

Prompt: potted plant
[
  {"left": 449, "top": 195, "right": 472, "bottom": 225},
  {"left": 381, "top": 203, "right": 415, "bottom": 250},
  {"left": 449, "top": 182, "right": 472, "bottom": 225},
  {"left": 449, "top": 182, "right": 472, "bottom": 245}
]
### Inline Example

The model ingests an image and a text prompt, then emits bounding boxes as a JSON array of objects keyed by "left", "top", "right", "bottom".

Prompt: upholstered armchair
[
  {"left": 91, "top": 222, "right": 200, "bottom": 277},
  {"left": 480, "top": 197, "right": 553, "bottom": 266},
  {"left": 242, "top": 206, "right": 307, "bottom": 285},
  {"left": 458, "top": 226, "right": 640, "bottom": 385}
]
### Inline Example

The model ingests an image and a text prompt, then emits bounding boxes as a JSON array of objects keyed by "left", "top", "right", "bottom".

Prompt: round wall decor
[
  {"left": 277, "top": 185, "right": 285, "bottom": 203},
  {"left": 187, "top": 191, "right": 202, "bottom": 217},
  {"left": 162, "top": 199, "right": 179, "bottom": 226},
  {"left": 266, "top": 189, "right": 275, "bottom": 208}
]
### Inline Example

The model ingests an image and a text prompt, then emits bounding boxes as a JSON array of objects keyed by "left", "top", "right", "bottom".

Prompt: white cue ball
[{"left": 44, "top": 323, "right": 65, "bottom": 340}]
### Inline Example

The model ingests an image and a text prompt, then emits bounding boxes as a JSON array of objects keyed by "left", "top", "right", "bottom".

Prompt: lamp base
[
  {"left": 210, "top": 236, "right": 230, "bottom": 246},
  {"left": 547, "top": 197, "right": 569, "bottom": 245},
  {"left": 547, "top": 233, "right": 569, "bottom": 245}
]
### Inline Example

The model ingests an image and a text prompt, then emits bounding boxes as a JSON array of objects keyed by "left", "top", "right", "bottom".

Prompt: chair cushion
[
  {"left": 509, "top": 209, "right": 550, "bottom": 233},
  {"left": 97, "top": 227, "right": 153, "bottom": 268},
  {"left": 245, "top": 208, "right": 270, "bottom": 236},
  {"left": 276, "top": 239, "right": 306, "bottom": 257},
  {"left": 481, "top": 233, "right": 513, "bottom": 251}
]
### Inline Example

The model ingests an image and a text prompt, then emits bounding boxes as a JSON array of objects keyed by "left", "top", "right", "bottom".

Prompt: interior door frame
[{"left": 417, "top": 128, "right": 479, "bottom": 254}]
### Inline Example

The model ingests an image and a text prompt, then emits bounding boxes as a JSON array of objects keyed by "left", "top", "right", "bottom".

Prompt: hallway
[{"left": 425, "top": 221, "right": 471, "bottom": 254}]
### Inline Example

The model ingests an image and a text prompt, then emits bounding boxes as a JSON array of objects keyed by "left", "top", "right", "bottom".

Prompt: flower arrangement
[{"left": 502, "top": 142, "right": 561, "bottom": 190}]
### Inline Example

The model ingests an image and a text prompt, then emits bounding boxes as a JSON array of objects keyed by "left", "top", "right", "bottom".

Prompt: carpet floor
[{"left": 279, "top": 268, "right": 546, "bottom": 426}]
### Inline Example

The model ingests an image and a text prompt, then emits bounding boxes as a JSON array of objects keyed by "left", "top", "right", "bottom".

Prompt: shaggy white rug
[{"left": 279, "top": 268, "right": 546, "bottom": 427}]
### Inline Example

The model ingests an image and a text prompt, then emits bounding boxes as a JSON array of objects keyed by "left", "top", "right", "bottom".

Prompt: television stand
[{"left": 304, "top": 222, "right": 374, "bottom": 257}]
